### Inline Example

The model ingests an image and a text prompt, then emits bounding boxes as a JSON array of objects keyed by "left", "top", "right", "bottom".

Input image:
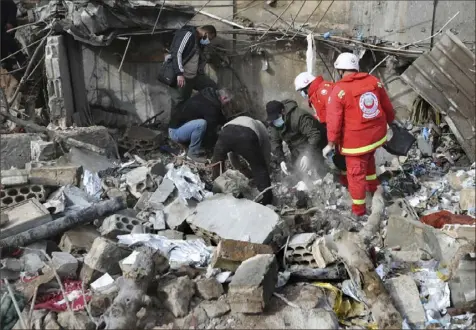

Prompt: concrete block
[
  {"left": 20, "top": 253, "right": 45, "bottom": 274},
  {"left": 0, "top": 133, "right": 43, "bottom": 170},
  {"left": 25, "top": 240, "right": 60, "bottom": 261},
  {"left": 210, "top": 239, "right": 274, "bottom": 271},
  {"left": 1, "top": 184, "right": 46, "bottom": 208},
  {"left": 124, "top": 166, "right": 155, "bottom": 199},
  {"left": 200, "top": 300, "right": 230, "bottom": 318},
  {"left": 0, "top": 168, "right": 29, "bottom": 187},
  {"left": 164, "top": 198, "right": 196, "bottom": 230},
  {"left": 59, "top": 225, "right": 99, "bottom": 254},
  {"left": 157, "top": 276, "right": 196, "bottom": 317},
  {"left": 0, "top": 198, "right": 52, "bottom": 239},
  {"left": 98, "top": 214, "right": 142, "bottom": 238},
  {"left": 196, "top": 278, "right": 224, "bottom": 300},
  {"left": 449, "top": 256, "right": 476, "bottom": 308},
  {"left": 52, "top": 252, "right": 78, "bottom": 278},
  {"left": 157, "top": 229, "right": 184, "bottom": 240},
  {"left": 187, "top": 194, "right": 280, "bottom": 244},
  {"left": 133, "top": 191, "right": 152, "bottom": 211},
  {"left": 385, "top": 275, "right": 426, "bottom": 328},
  {"left": 83, "top": 237, "right": 130, "bottom": 278},
  {"left": 459, "top": 188, "right": 475, "bottom": 211},
  {"left": 59, "top": 126, "right": 117, "bottom": 155},
  {"left": 149, "top": 178, "right": 175, "bottom": 207},
  {"left": 31, "top": 140, "right": 57, "bottom": 161},
  {"left": 29, "top": 162, "right": 83, "bottom": 186},
  {"left": 286, "top": 233, "right": 317, "bottom": 266},
  {"left": 228, "top": 254, "right": 278, "bottom": 314}
]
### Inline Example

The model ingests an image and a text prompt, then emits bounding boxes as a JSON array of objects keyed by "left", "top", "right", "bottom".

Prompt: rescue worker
[
  {"left": 323, "top": 52, "right": 398, "bottom": 217},
  {"left": 211, "top": 116, "right": 272, "bottom": 205},
  {"left": 266, "top": 100, "right": 326, "bottom": 174},
  {"left": 167, "top": 25, "right": 218, "bottom": 109},
  {"left": 168, "top": 87, "right": 233, "bottom": 163},
  {"left": 1, "top": 0, "right": 26, "bottom": 80}
]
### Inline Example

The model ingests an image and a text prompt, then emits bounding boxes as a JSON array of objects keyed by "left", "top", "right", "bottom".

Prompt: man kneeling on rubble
[
  {"left": 168, "top": 87, "right": 233, "bottom": 163},
  {"left": 266, "top": 100, "right": 327, "bottom": 176},
  {"left": 211, "top": 116, "right": 273, "bottom": 205}
]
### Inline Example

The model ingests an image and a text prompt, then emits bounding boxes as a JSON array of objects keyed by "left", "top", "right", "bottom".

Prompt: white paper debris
[{"left": 91, "top": 273, "right": 115, "bottom": 291}]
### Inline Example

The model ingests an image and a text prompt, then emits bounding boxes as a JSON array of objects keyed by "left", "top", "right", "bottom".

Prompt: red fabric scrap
[
  {"left": 420, "top": 210, "right": 476, "bottom": 229},
  {"left": 34, "top": 280, "right": 91, "bottom": 312}
]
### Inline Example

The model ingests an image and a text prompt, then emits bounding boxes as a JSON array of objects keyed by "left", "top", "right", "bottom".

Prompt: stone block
[
  {"left": 0, "top": 198, "right": 52, "bottom": 239},
  {"left": 52, "top": 252, "right": 78, "bottom": 278},
  {"left": 196, "top": 278, "right": 224, "bottom": 300},
  {"left": 200, "top": 300, "right": 230, "bottom": 318},
  {"left": 449, "top": 256, "right": 476, "bottom": 308},
  {"left": 385, "top": 275, "right": 426, "bottom": 328},
  {"left": 98, "top": 214, "right": 143, "bottom": 238},
  {"left": 228, "top": 254, "right": 278, "bottom": 314},
  {"left": 187, "top": 194, "right": 280, "bottom": 244},
  {"left": 29, "top": 162, "right": 83, "bottom": 186},
  {"left": 83, "top": 237, "right": 130, "bottom": 279},
  {"left": 1, "top": 184, "right": 46, "bottom": 208},
  {"left": 164, "top": 198, "right": 196, "bottom": 230},
  {"left": 149, "top": 178, "right": 175, "bottom": 207},
  {"left": 0, "top": 133, "right": 43, "bottom": 170},
  {"left": 0, "top": 168, "right": 29, "bottom": 187},
  {"left": 210, "top": 239, "right": 274, "bottom": 271},
  {"left": 459, "top": 188, "right": 475, "bottom": 211},
  {"left": 157, "top": 276, "right": 196, "bottom": 317},
  {"left": 59, "top": 225, "right": 100, "bottom": 254},
  {"left": 31, "top": 140, "right": 57, "bottom": 161}
]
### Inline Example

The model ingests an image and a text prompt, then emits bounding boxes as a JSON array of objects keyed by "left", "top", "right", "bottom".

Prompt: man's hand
[
  {"left": 322, "top": 144, "right": 335, "bottom": 158},
  {"left": 280, "top": 161, "right": 290, "bottom": 175},
  {"left": 177, "top": 76, "right": 185, "bottom": 88},
  {"left": 299, "top": 155, "right": 310, "bottom": 172}
]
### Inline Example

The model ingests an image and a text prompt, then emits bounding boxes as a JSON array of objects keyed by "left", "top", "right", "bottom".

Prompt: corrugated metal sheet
[{"left": 401, "top": 31, "right": 476, "bottom": 162}]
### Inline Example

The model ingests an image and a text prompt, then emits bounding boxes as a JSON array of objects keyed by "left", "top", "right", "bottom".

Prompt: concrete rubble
[{"left": 1, "top": 5, "right": 475, "bottom": 330}]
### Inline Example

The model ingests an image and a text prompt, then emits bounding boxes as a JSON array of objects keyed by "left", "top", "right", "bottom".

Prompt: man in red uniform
[
  {"left": 323, "top": 52, "right": 398, "bottom": 217},
  {"left": 294, "top": 72, "right": 333, "bottom": 123}
]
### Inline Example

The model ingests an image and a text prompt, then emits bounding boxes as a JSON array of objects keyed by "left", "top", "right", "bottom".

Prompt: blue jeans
[{"left": 169, "top": 119, "right": 207, "bottom": 156}]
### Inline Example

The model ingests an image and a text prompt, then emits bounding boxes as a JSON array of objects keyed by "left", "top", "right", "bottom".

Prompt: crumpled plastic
[
  {"left": 83, "top": 169, "right": 102, "bottom": 199},
  {"left": 117, "top": 234, "right": 213, "bottom": 269},
  {"left": 165, "top": 165, "right": 211, "bottom": 202}
]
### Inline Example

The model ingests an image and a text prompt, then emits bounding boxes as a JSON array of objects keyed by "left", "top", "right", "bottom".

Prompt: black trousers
[{"left": 212, "top": 124, "right": 273, "bottom": 205}]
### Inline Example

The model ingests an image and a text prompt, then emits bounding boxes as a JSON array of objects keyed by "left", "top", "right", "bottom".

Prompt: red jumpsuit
[
  {"left": 307, "top": 76, "right": 334, "bottom": 123},
  {"left": 326, "top": 73, "right": 395, "bottom": 216}
]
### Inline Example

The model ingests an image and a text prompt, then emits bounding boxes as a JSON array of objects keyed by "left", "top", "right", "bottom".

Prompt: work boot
[{"left": 187, "top": 152, "right": 208, "bottom": 164}]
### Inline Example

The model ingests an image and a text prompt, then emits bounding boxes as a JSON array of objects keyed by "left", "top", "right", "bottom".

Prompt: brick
[
  {"left": 385, "top": 275, "right": 426, "bottom": 328},
  {"left": 228, "top": 254, "right": 278, "bottom": 314},
  {"left": 29, "top": 162, "right": 83, "bottom": 186},
  {"left": 0, "top": 199, "right": 52, "bottom": 239},
  {"left": 31, "top": 140, "right": 57, "bottom": 161},
  {"left": 149, "top": 178, "right": 175, "bottom": 207},
  {"left": 52, "top": 252, "right": 78, "bottom": 278},
  {"left": 0, "top": 133, "right": 43, "bottom": 170},
  {"left": 196, "top": 278, "right": 224, "bottom": 300},
  {"left": 59, "top": 225, "right": 100, "bottom": 254},
  {"left": 210, "top": 239, "right": 274, "bottom": 272}
]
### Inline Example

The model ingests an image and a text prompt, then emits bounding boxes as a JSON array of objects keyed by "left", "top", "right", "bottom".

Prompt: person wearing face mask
[
  {"left": 266, "top": 100, "right": 326, "bottom": 175},
  {"left": 165, "top": 25, "right": 218, "bottom": 109},
  {"left": 323, "top": 52, "right": 397, "bottom": 218}
]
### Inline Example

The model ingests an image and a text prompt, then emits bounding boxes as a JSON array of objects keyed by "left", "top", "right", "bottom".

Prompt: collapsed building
[{"left": 0, "top": 0, "right": 475, "bottom": 329}]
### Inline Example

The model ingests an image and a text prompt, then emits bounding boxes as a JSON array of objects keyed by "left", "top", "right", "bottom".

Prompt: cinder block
[
  {"left": 29, "top": 162, "right": 83, "bottom": 186},
  {"left": 0, "top": 133, "right": 43, "bottom": 170},
  {"left": 1, "top": 184, "right": 46, "bottom": 208},
  {"left": 228, "top": 254, "right": 278, "bottom": 314},
  {"left": 0, "top": 198, "right": 52, "bottom": 239},
  {"left": 210, "top": 239, "right": 274, "bottom": 271},
  {"left": 98, "top": 214, "right": 142, "bottom": 238},
  {"left": 124, "top": 166, "right": 154, "bottom": 199}
]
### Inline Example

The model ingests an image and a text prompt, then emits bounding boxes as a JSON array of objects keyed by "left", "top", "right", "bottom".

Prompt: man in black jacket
[
  {"left": 169, "top": 87, "right": 233, "bottom": 162},
  {"left": 1, "top": 0, "right": 26, "bottom": 77},
  {"left": 167, "top": 25, "right": 218, "bottom": 109}
]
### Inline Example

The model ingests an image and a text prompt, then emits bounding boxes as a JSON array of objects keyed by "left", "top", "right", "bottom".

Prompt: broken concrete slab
[
  {"left": 280, "top": 284, "right": 328, "bottom": 310},
  {"left": 0, "top": 198, "right": 52, "bottom": 239},
  {"left": 228, "top": 254, "right": 278, "bottom": 314},
  {"left": 149, "top": 178, "right": 175, "bottom": 207},
  {"left": 0, "top": 133, "right": 43, "bottom": 170},
  {"left": 59, "top": 126, "right": 117, "bottom": 155},
  {"left": 186, "top": 194, "right": 280, "bottom": 244},
  {"left": 52, "top": 251, "right": 78, "bottom": 278},
  {"left": 133, "top": 191, "right": 152, "bottom": 211},
  {"left": 262, "top": 306, "right": 339, "bottom": 329},
  {"left": 20, "top": 253, "right": 45, "bottom": 274},
  {"left": 385, "top": 275, "right": 426, "bottom": 328},
  {"left": 157, "top": 229, "right": 184, "bottom": 240},
  {"left": 28, "top": 162, "right": 83, "bottom": 186},
  {"left": 124, "top": 166, "right": 155, "bottom": 199},
  {"left": 449, "top": 255, "right": 476, "bottom": 308},
  {"left": 164, "top": 197, "right": 196, "bottom": 230},
  {"left": 157, "top": 276, "right": 196, "bottom": 318},
  {"left": 200, "top": 300, "right": 230, "bottom": 318},
  {"left": 196, "top": 278, "right": 224, "bottom": 300},
  {"left": 212, "top": 169, "right": 249, "bottom": 197},
  {"left": 31, "top": 140, "right": 57, "bottom": 161},
  {"left": 459, "top": 188, "right": 475, "bottom": 211},
  {"left": 0, "top": 168, "right": 29, "bottom": 187},
  {"left": 442, "top": 224, "right": 476, "bottom": 241},
  {"left": 59, "top": 225, "right": 100, "bottom": 254},
  {"left": 210, "top": 239, "right": 274, "bottom": 272}
]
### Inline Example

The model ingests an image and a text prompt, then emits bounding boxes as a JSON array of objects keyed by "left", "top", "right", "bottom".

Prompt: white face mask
[
  {"left": 272, "top": 116, "right": 285, "bottom": 128},
  {"left": 300, "top": 90, "right": 308, "bottom": 99},
  {"left": 200, "top": 37, "right": 210, "bottom": 45}
]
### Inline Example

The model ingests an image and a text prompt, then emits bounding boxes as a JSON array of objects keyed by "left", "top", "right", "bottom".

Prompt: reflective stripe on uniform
[
  {"left": 341, "top": 135, "right": 387, "bottom": 155},
  {"left": 366, "top": 174, "right": 377, "bottom": 180},
  {"left": 352, "top": 199, "right": 366, "bottom": 205}
]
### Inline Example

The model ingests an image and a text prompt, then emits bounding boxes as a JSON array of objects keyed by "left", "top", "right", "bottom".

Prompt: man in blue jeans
[{"left": 168, "top": 87, "right": 233, "bottom": 163}]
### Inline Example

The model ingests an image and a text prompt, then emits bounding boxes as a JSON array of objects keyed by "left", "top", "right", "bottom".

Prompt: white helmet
[
  {"left": 334, "top": 52, "right": 359, "bottom": 71},
  {"left": 294, "top": 72, "right": 315, "bottom": 91}
]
